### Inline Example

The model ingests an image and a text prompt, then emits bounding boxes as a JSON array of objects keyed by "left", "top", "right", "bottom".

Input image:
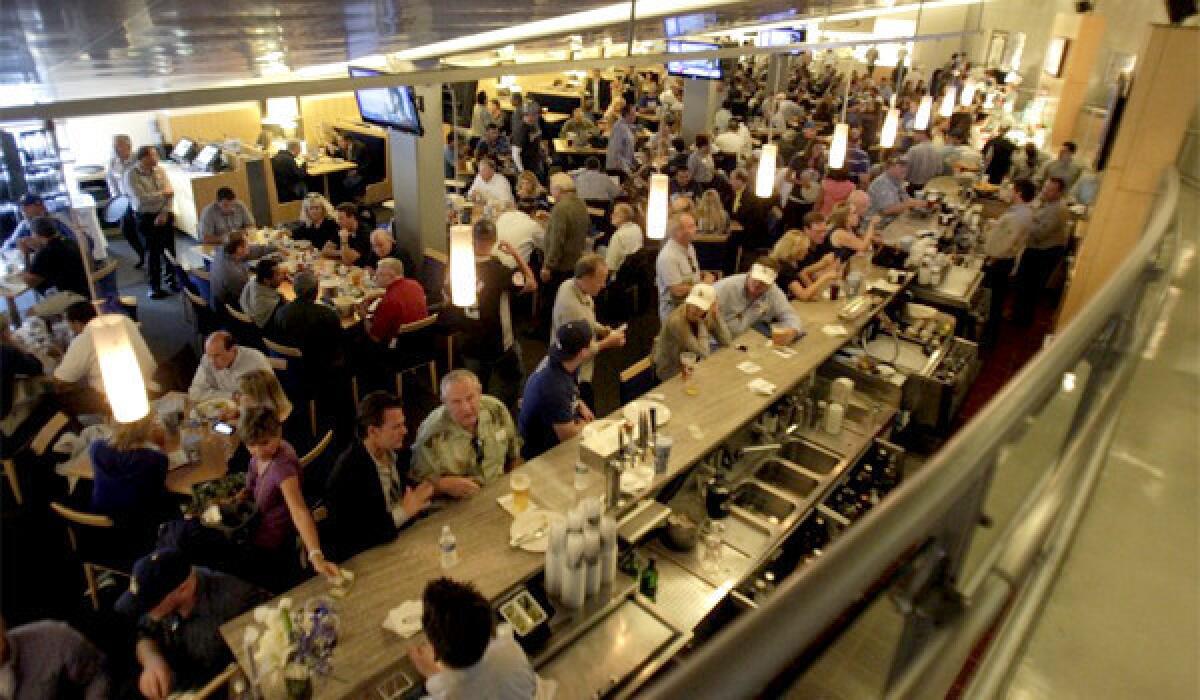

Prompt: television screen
[
  {"left": 756, "top": 29, "right": 805, "bottom": 48},
  {"left": 663, "top": 13, "right": 714, "bottom": 38},
  {"left": 666, "top": 41, "right": 722, "bottom": 80},
  {"left": 349, "top": 66, "right": 423, "bottom": 135},
  {"left": 170, "top": 138, "right": 194, "bottom": 163},
  {"left": 193, "top": 145, "right": 220, "bottom": 170}
]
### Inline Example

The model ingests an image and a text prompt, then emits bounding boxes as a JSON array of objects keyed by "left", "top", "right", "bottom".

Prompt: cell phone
[{"left": 213, "top": 421, "right": 234, "bottom": 435}]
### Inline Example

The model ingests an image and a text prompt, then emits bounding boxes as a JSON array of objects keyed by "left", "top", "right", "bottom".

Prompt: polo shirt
[
  {"left": 655, "top": 238, "right": 700, "bottom": 320},
  {"left": 574, "top": 169, "right": 621, "bottom": 202},
  {"left": 369, "top": 277, "right": 428, "bottom": 343},
  {"left": 518, "top": 357, "right": 580, "bottom": 460},
  {"left": 456, "top": 256, "right": 522, "bottom": 361},
  {"left": 903, "top": 141, "right": 944, "bottom": 187},
  {"left": 1027, "top": 199, "right": 1069, "bottom": 250},
  {"left": 983, "top": 202, "right": 1033, "bottom": 260},
  {"left": 606, "top": 119, "right": 637, "bottom": 172},
  {"left": 0, "top": 216, "right": 77, "bottom": 253},
  {"left": 411, "top": 395, "right": 521, "bottom": 485},
  {"left": 2, "top": 620, "right": 109, "bottom": 700},
  {"left": 188, "top": 345, "right": 272, "bottom": 403},
  {"left": 467, "top": 172, "right": 514, "bottom": 204},
  {"left": 866, "top": 173, "right": 909, "bottom": 225},
  {"left": 494, "top": 210, "right": 542, "bottom": 268},
  {"left": 424, "top": 626, "right": 537, "bottom": 700},
  {"left": 197, "top": 201, "right": 255, "bottom": 243},
  {"left": 845, "top": 146, "right": 871, "bottom": 178}
]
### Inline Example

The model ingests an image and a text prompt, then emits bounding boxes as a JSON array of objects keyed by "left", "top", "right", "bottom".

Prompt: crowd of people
[{"left": 0, "top": 46, "right": 1091, "bottom": 699}]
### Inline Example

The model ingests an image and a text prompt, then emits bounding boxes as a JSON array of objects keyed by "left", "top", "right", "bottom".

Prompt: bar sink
[
  {"left": 754, "top": 460, "right": 818, "bottom": 499},
  {"left": 782, "top": 440, "right": 842, "bottom": 474},
  {"left": 731, "top": 483, "right": 796, "bottom": 524}
]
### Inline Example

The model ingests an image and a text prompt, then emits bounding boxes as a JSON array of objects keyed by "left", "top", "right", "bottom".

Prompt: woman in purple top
[{"left": 239, "top": 407, "right": 339, "bottom": 588}]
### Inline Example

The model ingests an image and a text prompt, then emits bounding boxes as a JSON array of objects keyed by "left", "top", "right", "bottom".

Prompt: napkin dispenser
[{"left": 579, "top": 421, "right": 624, "bottom": 472}]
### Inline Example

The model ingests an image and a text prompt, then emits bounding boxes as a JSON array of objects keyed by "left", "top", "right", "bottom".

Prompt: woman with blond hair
[
  {"left": 825, "top": 202, "right": 880, "bottom": 260},
  {"left": 237, "top": 369, "right": 293, "bottom": 423},
  {"left": 770, "top": 230, "right": 841, "bottom": 302},
  {"left": 515, "top": 170, "right": 549, "bottom": 215},
  {"left": 695, "top": 189, "right": 730, "bottom": 238},
  {"left": 294, "top": 193, "right": 340, "bottom": 249}
]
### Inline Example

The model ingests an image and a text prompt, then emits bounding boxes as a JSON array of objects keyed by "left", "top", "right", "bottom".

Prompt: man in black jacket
[
  {"left": 271, "top": 140, "right": 307, "bottom": 202},
  {"left": 321, "top": 391, "right": 434, "bottom": 561}
]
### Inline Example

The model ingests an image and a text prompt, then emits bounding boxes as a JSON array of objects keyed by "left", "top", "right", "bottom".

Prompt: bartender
[{"left": 196, "top": 187, "right": 255, "bottom": 245}]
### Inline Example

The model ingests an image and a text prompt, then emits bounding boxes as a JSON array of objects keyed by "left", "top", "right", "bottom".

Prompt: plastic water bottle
[
  {"left": 439, "top": 525, "right": 458, "bottom": 569},
  {"left": 574, "top": 461, "right": 589, "bottom": 493}
]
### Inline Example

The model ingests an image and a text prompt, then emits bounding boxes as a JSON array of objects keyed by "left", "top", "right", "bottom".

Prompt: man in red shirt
[{"left": 365, "top": 258, "right": 427, "bottom": 345}]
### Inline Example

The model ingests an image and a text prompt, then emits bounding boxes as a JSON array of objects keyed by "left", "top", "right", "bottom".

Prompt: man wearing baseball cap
[
  {"left": 517, "top": 320, "right": 595, "bottom": 459},
  {"left": 0, "top": 194, "right": 79, "bottom": 255},
  {"left": 714, "top": 257, "right": 803, "bottom": 342},
  {"left": 653, "top": 283, "right": 733, "bottom": 380},
  {"left": 117, "top": 548, "right": 265, "bottom": 699}
]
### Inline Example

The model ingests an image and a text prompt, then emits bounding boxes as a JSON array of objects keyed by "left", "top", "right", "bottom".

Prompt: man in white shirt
[
  {"left": 188, "top": 331, "right": 272, "bottom": 403},
  {"left": 656, "top": 212, "right": 714, "bottom": 320},
  {"left": 714, "top": 121, "right": 748, "bottom": 164},
  {"left": 493, "top": 201, "right": 544, "bottom": 268},
  {"left": 604, "top": 203, "right": 643, "bottom": 276},
  {"left": 466, "top": 158, "right": 514, "bottom": 206},
  {"left": 54, "top": 301, "right": 158, "bottom": 414},
  {"left": 981, "top": 178, "right": 1036, "bottom": 346}
]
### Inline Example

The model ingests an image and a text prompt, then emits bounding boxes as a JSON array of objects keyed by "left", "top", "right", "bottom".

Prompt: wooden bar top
[{"left": 220, "top": 267, "right": 900, "bottom": 697}]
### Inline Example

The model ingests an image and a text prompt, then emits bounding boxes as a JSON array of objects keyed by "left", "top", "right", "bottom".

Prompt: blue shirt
[
  {"left": 867, "top": 173, "right": 909, "bottom": 226},
  {"left": 89, "top": 439, "right": 169, "bottom": 520},
  {"left": 606, "top": 119, "right": 637, "bottom": 173},
  {"left": 845, "top": 146, "right": 871, "bottom": 177},
  {"left": 1, "top": 216, "right": 77, "bottom": 252},
  {"left": 518, "top": 358, "right": 580, "bottom": 460},
  {"left": 714, "top": 273, "right": 803, "bottom": 337}
]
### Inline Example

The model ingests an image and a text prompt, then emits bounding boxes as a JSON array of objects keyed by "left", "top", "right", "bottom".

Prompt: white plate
[
  {"left": 194, "top": 398, "right": 235, "bottom": 420},
  {"left": 620, "top": 466, "right": 655, "bottom": 494},
  {"left": 623, "top": 400, "right": 670, "bottom": 427},
  {"left": 509, "top": 510, "right": 564, "bottom": 552}
]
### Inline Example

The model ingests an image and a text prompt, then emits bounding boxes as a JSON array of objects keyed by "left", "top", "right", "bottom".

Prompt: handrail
[{"left": 641, "top": 168, "right": 1182, "bottom": 699}]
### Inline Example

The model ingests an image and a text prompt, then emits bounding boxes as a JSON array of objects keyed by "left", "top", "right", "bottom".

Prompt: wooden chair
[
  {"left": 4, "top": 412, "right": 70, "bottom": 505},
  {"left": 222, "top": 303, "right": 264, "bottom": 351},
  {"left": 49, "top": 502, "right": 128, "bottom": 611},
  {"left": 182, "top": 288, "right": 219, "bottom": 347},
  {"left": 263, "top": 338, "right": 319, "bottom": 436},
  {"left": 192, "top": 664, "right": 241, "bottom": 700},
  {"left": 299, "top": 430, "right": 334, "bottom": 469},
  {"left": 389, "top": 315, "right": 440, "bottom": 399},
  {"left": 619, "top": 356, "right": 658, "bottom": 405}
]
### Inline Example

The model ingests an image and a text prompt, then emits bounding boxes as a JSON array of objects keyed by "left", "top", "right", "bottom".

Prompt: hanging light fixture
[
  {"left": 449, "top": 224, "right": 477, "bottom": 307},
  {"left": 755, "top": 144, "right": 777, "bottom": 197},
  {"left": 983, "top": 90, "right": 996, "bottom": 109},
  {"left": 960, "top": 78, "right": 978, "bottom": 106},
  {"left": 646, "top": 173, "right": 669, "bottom": 240},
  {"left": 91, "top": 314, "right": 149, "bottom": 423},
  {"left": 828, "top": 123, "right": 849, "bottom": 169},
  {"left": 939, "top": 86, "right": 956, "bottom": 117},
  {"left": 913, "top": 95, "right": 933, "bottom": 130},
  {"left": 879, "top": 107, "right": 900, "bottom": 149}
]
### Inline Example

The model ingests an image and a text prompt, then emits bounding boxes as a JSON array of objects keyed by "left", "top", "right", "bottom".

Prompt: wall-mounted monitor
[
  {"left": 666, "top": 41, "right": 723, "bottom": 81},
  {"left": 663, "top": 13, "right": 715, "bottom": 38},
  {"left": 1043, "top": 37, "right": 1070, "bottom": 77},
  {"left": 349, "top": 66, "right": 424, "bottom": 135},
  {"left": 756, "top": 29, "right": 806, "bottom": 48},
  {"left": 170, "top": 138, "right": 195, "bottom": 163},
  {"left": 192, "top": 144, "right": 220, "bottom": 171}
]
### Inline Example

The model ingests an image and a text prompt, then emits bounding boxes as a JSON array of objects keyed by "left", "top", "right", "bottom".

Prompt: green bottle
[{"left": 639, "top": 558, "right": 659, "bottom": 601}]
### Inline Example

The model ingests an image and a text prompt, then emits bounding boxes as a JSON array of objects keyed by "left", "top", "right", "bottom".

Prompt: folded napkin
[
  {"left": 822, "top": 324, "right": 850, "bottom": 337},
  {"left": 736, "top": 361, "right": 762, "bottom": 374},
  {"left": 747, "top": 378, "right": 777, "bottom": 396},
  {"left": 383, "top": 601, "right": 424, "bottom": 638}
]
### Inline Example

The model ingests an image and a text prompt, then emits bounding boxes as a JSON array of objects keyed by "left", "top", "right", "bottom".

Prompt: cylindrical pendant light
[
  {"left": 91, "top": 314, "right": 149, "bottom": 423},
  {"left": 913, "top": 95, "right": 933, "bottom": 130},
  {"left": 827, "top": 123, "right": 849, "bottom": 169},
  {"left": 879, "top": 107, "right": 900, "bottom": 149},
  {"left": 1002, "top": 97, "right": 1015, "bottom": 114},
  {"left": 755, "top": 144, "right": 777, "bottom": 198},
  {"left": 983, "top": 91, "right": 996, "bottom": 109},
  {"left": 939, "top": 87, "right": 956, "bottom": 117},
  {"left": 449, "top": 224, "right": 477, "bottom": 307},
  {"left": 646, "top": 173, "right": 669, "bottom": 240},
  {"left": 960, "top": 79, "right": 978, "bottom": 106}
]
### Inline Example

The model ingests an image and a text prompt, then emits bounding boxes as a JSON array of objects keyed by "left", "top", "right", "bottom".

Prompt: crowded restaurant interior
[{"left": 0, "top": 0, "right": 1196, "bottom": 698}]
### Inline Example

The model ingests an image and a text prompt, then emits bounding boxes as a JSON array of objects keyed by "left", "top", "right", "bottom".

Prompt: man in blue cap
[
  {"left": 0, "top": 194, "right": 78, "bottom": 254},
  {"left": 117, "top": 548, "right": 265, "bottom": 700},
  {"left": 518, "top": 319, "right": 595, "bottom": 460}
]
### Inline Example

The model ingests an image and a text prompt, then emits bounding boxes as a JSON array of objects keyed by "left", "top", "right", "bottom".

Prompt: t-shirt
[
  {"left": 369, "top": 277, "right": 428, "bottom": 343},
  {"left": 247, "top": 441, "right": 301, "bottom": 550},
  {"left": 517, "top": 358, "right": 580, "bottom": 460},
  {"left": 293, "top": 218, "right": 340, "bottom": 250},
  {"left": 425, "top": 625, "right": 537, "bottom": 700},
  {"left": 28, "top": 237, "right": 89, "bottom": 297}
]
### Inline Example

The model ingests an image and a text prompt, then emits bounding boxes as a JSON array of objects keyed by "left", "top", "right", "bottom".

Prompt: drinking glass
[
  {"left": 680, "top": 352, "right": 699, "bottom": 396},
  {"left": 510, "top": 472, "right": 531, "bottom": 514},
  {"left": 700, "top": 520, "right": 724, "bottom": 573}
]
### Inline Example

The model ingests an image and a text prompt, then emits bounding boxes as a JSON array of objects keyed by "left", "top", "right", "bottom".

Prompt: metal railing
[{"left": 642, "top": 168, "right": 1184, "bottom": 699}]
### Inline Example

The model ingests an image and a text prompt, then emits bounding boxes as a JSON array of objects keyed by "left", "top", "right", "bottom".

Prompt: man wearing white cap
[
  {"left": 714, "top": 257, "right": 802, "bottom": 342},
  {"left": 653, "top": 283, "right": 733, "bottom": 380}
]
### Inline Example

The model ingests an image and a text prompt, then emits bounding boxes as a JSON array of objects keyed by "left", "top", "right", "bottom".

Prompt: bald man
[{"left": 188, "top": 331, "right": 273, "bottom": 403}]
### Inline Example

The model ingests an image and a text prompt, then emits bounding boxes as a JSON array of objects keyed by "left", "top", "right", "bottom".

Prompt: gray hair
[
  {"left": 369, "top": 228, "right": 394, "bottom": 246},
  {"left": 377, "top": 257, "right": 405, "bottom": 277},
  {"left": 574, "top": 253, "right": 606, "bottom": 279},
  {"left": 440, "top": 368, "right": 482, "bottom": 398}
]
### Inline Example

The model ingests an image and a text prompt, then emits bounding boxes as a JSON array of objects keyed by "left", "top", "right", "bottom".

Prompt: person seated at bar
[
  {"left": 326, "top": 202, "right": 371, "bottom": 265},
  {"left": 407, "top": 577, "right": 539, "bottom": 700},
  {"left": 363, "top": 258, "right": 427, "bottom": 345},
  {"left": 237, "top": 368, "right": 293, "bottom": 422},
  {"left": 188, "top": 331, "right": 272, "bottom": 404},
  {"left": 271, "top": 139, "right": 308, "bottom": 202},
  {"left": 769, "top": 230, "right": 841, "bottom": 302},
  {"left": 209, "top": 231, "right": 271, "bottom": 311},
  {"left": 88, "top": 412, "right": 177, "bottom": 555},
  {"left": 825, "top": 203, "right": 881, "bottom": 261},
  {"left": 466, "top": 157, "right": 514, "bottom": 206},
  {"left": 238, "top": 407, "right": 340, "bottom": 590},
  {"left": 867, "top": 156, "right": 924, "bottom": 227},
  {"left": 294, "top": 193, "right": 340, "bottom": 250},
  {"left": 54, "top": 301, "right": 157, "bottom": 416},
  {"left": 411, "top": 369, "right": 522, "bottom": 499},
  {"left": 573, "top": 157, "right": 621, "bottom": 202},
  {"left": 551, "top": 254, "right": 626, "bottom": 409},
  {"left": 473, "top": 123, "right": 511, "bottom": 164},
  {"left": 1, "top": 193, "right": 79, "bottom": 254},
  {"left": 517, "top": 320, "right": 595, "bottom": 460},
  {"left": 196, "top": 186, "right": 255, "bottom": 245},
  {"left": 22, "top": 218, "right": 90, "bottom": 312},
  {"left": 653, "top": 283, "right": 732, "bottom": 380},
  {"left": 714, "top": 257, "right": 803, "bottom": 342},
  {"left": 0, "top": 616, "right": 110, "bottom": 700},
  {"left": 117, "top": 547, "right": 267, "bottom": 699},
  {"left": 238, "top": 257, "right": 285, "bottom": 330},
  {"left": 323, "top": 391, "right": 434, "bottom": 561}
]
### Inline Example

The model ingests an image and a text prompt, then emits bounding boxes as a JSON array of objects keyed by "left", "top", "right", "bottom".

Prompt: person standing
[
  {"left": 606, "top": 103, "right": 638, "bottom": 175},
  {"left": 1038, "top": 141, "right": 1083, "bottom": 191},
  {"left": 865, "top": 45, "right": 880, "bottom": 77},
  {"left": 1014, "top": 177, "right": 1070, "bottom": 326},
  {"left": 980, "top": 179, "right": 1036, "bottom": 346},
  {"left": 125, "top": 145, "right": 177, "bottom": 299},
  {"left": 902, "top": 130, "right": 944, "bottom": 195},
  {"left": 550, "top": 254, "right": 627, "bottom": 409},
  {"left": 982, "top": 126, "right": 1017, "bottom": 186},
  {"left": 271, "top": 140, "right": 308, "bottom": 202},
  {"left": 107, "top": 134, "right": 144, "bottom": 267},
  {"left": 512, "top": 110, "right": 546, "bottom": 183},
  {"left": 538, "top": 173, "right": 590, "bottom": 333}
]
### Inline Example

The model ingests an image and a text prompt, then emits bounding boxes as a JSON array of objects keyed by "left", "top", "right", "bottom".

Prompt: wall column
[
  {"left": 681, "top": 78, "right": 720, "bottom": 143},
  {"left": 390, "top": 82, "right": 448, "bottom": 256}
]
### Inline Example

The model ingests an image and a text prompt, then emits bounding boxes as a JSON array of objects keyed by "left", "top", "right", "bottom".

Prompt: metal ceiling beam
[{"left": 0, "top": 30, "right": 974, "bottom": 122}]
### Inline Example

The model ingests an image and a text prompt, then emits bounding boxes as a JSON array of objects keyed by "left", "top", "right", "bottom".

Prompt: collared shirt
[
  {"left": 984, "top": 201, "right": 1034, "bottom": 260},
  {"left": 55, "top": 314, "right": 157, "bottom": 392},
  {"left": 467, "top": 172, "right": 514, "bottom": 204},
  {"left": 606, "top": 119, "right": 637, "bottom": 173},
  {"left": 124, "top": 163, "right": 171, "bottom": 214},
  {"left": 424, "top": 625, "right": 537, "bottom": 700},
  {"left": 197, "top": 201, "right": 255, "bottom": 243},
  {"left": 845, "top": 145, "right": 871, "bottom": 178},
  {"left": 866, "top": 173, "right": 909, "bottom": 225},
  {"left": 3, "top": 620, "right": 109, "bottom": 700},
  {"left": 368, "top": 446, "right": 414, "bottom": 528},
  {"left": 688, "top": 150, "right": 716, "bottom": 184},
  {"left": 714, "top": 273, "right": 803, "bottom": 337},
  {"left": 714, "top": 131, "right": 744, "bottom": 157},
  {"left": 209, "top": 250, "right": 249, "bottom": 310},
  {"left": 188, "top": 345, "right": 272, "bottom": 403},
  {"left": 904, "top": 141, "right": 944, "bottom": 187},
  {"left": 655, "top": 238, "right": 700, "bottom": 319},
  {"left": 654, "top": 302, "right": 733, "bottom": 380},
  {"left": 1, "top": 215, "right": 77, "bottom": 253},
  {"left": 1041, "top": 157, "right": 1083, "bottom": 190},
  {"left": 551, "top": 279, "right": 608, "bottom": 383},
  {"left": 107, "top": 153, "right": 136, "bottom": 198},
  {"left": 574, "top": 169, "right": 621, "bottom": 202},
  {"left": 494, "top": 210, "right": 542, "bottom": 268},
  {"left": 411, "top": 395, "right": 520, "bottom": 485},
  {"left": 369, "top": 277, "right": 428, "bottom": 343},
  {"left": 605, "top": 222, "right": 643, "bottom": 275},
  {"left": 1027, "top": 198, "right": 1069, "bottom": 250}
]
